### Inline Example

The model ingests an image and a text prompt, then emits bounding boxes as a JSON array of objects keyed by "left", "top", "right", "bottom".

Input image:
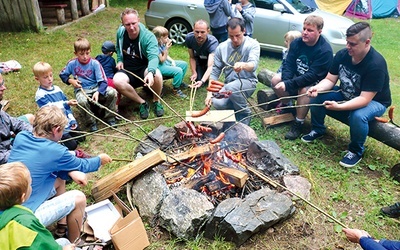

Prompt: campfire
[{"left": 118, "top": 121, "right": 306, "bottom": 245}]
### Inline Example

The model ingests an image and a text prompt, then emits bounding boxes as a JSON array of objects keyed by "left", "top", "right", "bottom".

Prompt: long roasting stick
[{"left": 243, "top": 163, "right": 348, "bottom": 228}]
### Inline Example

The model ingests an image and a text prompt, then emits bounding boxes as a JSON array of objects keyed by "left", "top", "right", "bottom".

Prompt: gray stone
[
  {"left": 205, "top": 188, "right": 295, "bottom": 245},
  {"left": 130, "top": 171, "right": 170, "bottom": 226},
  {"left": 148, "top": 125, "right": 176, "bottom": 146},
  {"left": 222, "top": 122, "right": 258, "bottom": 150},
  {"left": 135, "top": 137, "right": 160, "bottom": 155},
  {"left": 159, "top": 187, "right": 214, "bottom": 239},
  {"left": 246, "top": 140, "right": 299, "bottom": 177},
  {"left": 282, "top": 175, "right": 311, "bottom": 201}
]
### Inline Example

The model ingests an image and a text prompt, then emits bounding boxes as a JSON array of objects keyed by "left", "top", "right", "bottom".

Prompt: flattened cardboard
[{"left": 85, "top": 199, "right": 121, "bottom": 242}]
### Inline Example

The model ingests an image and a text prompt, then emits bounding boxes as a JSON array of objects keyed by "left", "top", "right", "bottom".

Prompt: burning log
[
  {"left": 218, "top": 167, "right": 248, "bottom": 188},
  {"left": 184, "top": 171, "right": 217, "bottom": 191}
]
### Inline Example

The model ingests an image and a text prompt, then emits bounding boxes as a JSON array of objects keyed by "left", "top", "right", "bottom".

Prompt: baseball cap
[{"left": 101, "top": 41, "right": 116, "bottom": 53}]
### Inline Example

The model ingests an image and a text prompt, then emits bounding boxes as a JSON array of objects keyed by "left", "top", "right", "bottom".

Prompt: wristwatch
[{"left": 149, "top": 70, "right": 156, "bottom": 77}]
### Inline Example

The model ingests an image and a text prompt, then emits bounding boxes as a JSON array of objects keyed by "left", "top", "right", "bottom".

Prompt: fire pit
[{"left": 127, "top": 122, "right": 309, "bottom": 245}]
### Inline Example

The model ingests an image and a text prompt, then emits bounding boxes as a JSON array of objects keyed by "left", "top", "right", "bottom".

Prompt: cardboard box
[
  {"left": 85, "top": 199, "right": 121, "bottom": 242},
  {"left": 109, "top": 208, "right": 150, "bottom": 250}
]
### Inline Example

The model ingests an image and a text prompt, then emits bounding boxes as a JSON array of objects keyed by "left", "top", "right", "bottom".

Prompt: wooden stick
[{"left": 243, "top": 163, "right": 348, "bottom": 228}]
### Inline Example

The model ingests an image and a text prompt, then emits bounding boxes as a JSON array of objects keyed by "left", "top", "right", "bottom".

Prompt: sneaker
[
  {"left": 153, "top": 101, "right": 164, "bottom": 117},
  {"left": 285, "top": 120, "right": 303, "bottom": 140},
  {"left": 339, "top": 151, "right": 362, "bottom": 168},
  {"left": 107, "top": 119, "right": 116, "bottom": 126},
  {"left": 301, "top": 130, "right": 324, "bottom": 143},
  {"left": 173, "top": 89, "right": 187, "bottom": 99},
  {"left": 139, "top": 102, "right": 150, "bottom": 119},
  {"left": 180, "top": 82, "right": 189, "bottom": 88},
  {"left": 381, "top": 202, "right": 400, "bottom": 218},
  {"left": 90, "top": 123, "right": 98, "bottom": 132}
]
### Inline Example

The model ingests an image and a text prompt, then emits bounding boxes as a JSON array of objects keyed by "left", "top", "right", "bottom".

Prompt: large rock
[
  {"left": 136, "top": 125, "right": 176, "bottom": 154},
  {"left": 246, "top": 140, "right": 299, "bottom": 177},
  {"left": 205, "top": 188, "right": 295, "bottom": 245},
  {"left": 222, "top": 122, "right": 258, "bottom": 150},
  {"left": 159, "top": 187, "right": 214, "bottom": 239},
  {"left": 130, "top": 171, "right": 170, "bottom": 226},
  {"left": 283, "top": 175, "right": 312, "bottom": 201}
]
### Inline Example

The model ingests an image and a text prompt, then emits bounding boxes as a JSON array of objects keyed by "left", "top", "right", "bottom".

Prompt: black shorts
[{"left": 118, "top": 67, "right": 147, "bottom": 88}]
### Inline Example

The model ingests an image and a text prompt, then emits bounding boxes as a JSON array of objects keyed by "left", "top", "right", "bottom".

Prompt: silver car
[{"left": 145, "top": 0, "right": 354, "bottom": 53}]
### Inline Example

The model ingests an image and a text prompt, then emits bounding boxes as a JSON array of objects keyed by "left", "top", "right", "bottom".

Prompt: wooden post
[
  {"left": 80, "top": 0, "right": 90, "bottom": 16},
  {"left": 70, "top": 0, "right": 79, "bottom": 20}
]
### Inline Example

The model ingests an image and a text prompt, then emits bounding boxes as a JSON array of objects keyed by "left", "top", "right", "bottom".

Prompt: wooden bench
[
  {"left": 40, "top": 2, "right": 68, "bottom": 25},
  {"left": 257, "top": 88, "right": 400, "bottom": 151}
]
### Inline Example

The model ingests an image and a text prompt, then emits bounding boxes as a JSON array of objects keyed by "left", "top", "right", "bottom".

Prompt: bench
[
  {"left": 257, "top": 88, "right": 400, "bottom": 152},
  {"left": 40, "top": 2, "right": 68, "bottom": 25}
]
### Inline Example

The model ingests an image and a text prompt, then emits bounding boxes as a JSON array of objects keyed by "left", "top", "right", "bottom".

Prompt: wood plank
[
  {"left": 166, "top": 143, "right": 219, "bottom": 163},
  {"left": 219, "top": 167, "right": 248, "bottom": 188},
  {"left": 263, "top": 113, "right": 294, "bottom": 127},
  {"left": 91, "top": 149, "right": 167, "bottom": 202},
  {"left": 186, "top": 110, "right": 236, "bottom": 122}
]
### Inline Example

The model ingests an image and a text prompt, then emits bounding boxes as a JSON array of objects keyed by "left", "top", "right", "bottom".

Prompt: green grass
[{"left": 1, "top": 0, "right": 400, "bottom": 249}]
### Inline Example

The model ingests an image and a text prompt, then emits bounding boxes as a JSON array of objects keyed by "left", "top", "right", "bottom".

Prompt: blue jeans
[
  {"left": 159, "top": 60, "right": 188, "bottom": 89},
  {"left": 310, "top": 86, "right": 386, "bottom": 156},
  {"left": 212, "top": 79, "right": 256, "bottom": 124}
]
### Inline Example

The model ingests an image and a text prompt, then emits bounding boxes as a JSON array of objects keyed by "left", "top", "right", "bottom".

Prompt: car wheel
[{"left": 166, "top": 19, "right": 192, "bottom": 45}]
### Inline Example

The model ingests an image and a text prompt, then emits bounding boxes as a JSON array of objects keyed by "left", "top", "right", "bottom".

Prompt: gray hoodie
[{"left": 204, "top": 0, "right": 234, "bottom": 31}]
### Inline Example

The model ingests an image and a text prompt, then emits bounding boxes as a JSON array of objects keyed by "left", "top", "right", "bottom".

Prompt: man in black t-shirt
[
  {"left": 302, "top": 22, "right": 391, "bottom": 168},
  {"left": 114, "top": 8, "right": 164, "bottom": 119}
]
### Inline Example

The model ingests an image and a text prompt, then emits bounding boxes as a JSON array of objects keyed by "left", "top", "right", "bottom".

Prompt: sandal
[{"left": 54, "top": 222, "right": 68, "bottom": 238}]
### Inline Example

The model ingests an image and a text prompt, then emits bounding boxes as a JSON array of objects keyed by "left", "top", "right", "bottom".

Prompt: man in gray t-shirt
[
  {"left": 205, "top": 18, "right": 260, "bottom": 125},
  {"left": 185, "top": 20, "right": 219, "bottom": 88}
]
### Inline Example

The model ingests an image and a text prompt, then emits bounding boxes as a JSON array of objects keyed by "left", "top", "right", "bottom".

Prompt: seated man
[
  {"left": 271, "top": 15, "right": 333, "bottom": 140},
  {"left": 113, "top": 8, "right": 164, "bottom": 119},
  {"left": 0, "top": 73, "right": 33, "bottom": 164},
  {"left": 205, "top": 17, "right": 260, "bottom": 125},
  {"left": 185, "top": 20, "right": 219, "bottom": 88},
  {"left": 301, "top": 22, "right": 391, "bottom": 168}
]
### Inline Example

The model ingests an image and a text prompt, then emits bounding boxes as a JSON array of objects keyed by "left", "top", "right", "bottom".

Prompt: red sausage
[
  {"left": 191, "top": 106, "right": 210, "bottom": 118},
  {"left": 206, "top": 86, "right": 222, "bottom": 92},
  {"left": 375, "top": 117, "right": 389, "bottom": 123},
  {"left": 210, "top": 80, "right": 225, "bottom": 87},
  {"left": 196, "top": 124, "right": 213, "bottom": 133},
  {"left": 186, "top": 121, "right": 198, "bottom": 136},
  {"left": 210, "top": 132, "right": 225, "bottom": 144}
]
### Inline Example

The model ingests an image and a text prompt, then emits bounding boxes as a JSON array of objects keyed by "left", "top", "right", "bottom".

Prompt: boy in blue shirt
[
  {"left": 59, "top": 38, "right": 117, "bottom": 132},
  {"left": 34, "top": 61, "right": 84, "bottom": 150}
]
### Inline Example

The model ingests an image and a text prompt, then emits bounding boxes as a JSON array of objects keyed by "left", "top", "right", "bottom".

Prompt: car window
[
  {"left": 254, "top": 0, "right": 278, "bottom": 10},
  {"left": 286, "top": 0, "right": 315, "bottom": 13}
]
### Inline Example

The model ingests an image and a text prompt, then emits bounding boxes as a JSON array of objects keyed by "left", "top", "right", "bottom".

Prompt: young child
[
  {"left": 8, "top": 105, "right": 112, "bottom": 243},
  {"left": 59, "top": 37, "right": 117, "bottom": 132},
  {"left": 234, "top": 0, "right": 256, "bottom": 37},
  {"left": 277, "top": 30, "right": 302, "bottom": 74},
  {"left": 33, "top": 61, "right": 84, "bottom": 150},
  {"left": 271, "top": 30, "right": 302, "bottom": 114},
  {"left": 152, "top": 26, "right": 188, "bottom": 98},
  {"left": 95, "top": 41, "right": 121, "bottom": 113},
  {"left": 0, "top": 162, "right": 75, "bottom": 250}
]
